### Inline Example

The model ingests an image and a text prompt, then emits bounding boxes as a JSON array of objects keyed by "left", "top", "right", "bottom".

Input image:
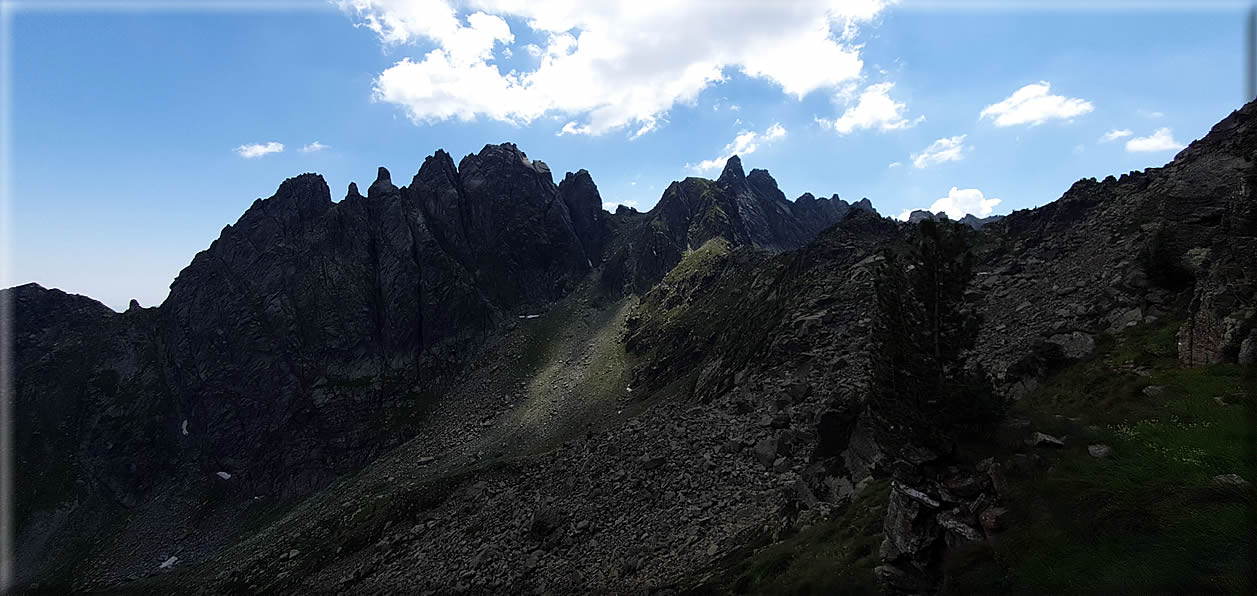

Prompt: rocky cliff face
[
  {"left": 559, "top": 169, "right": 612, "bottom": 265},
  {"left": 13, "top": 144, "right": 609, "bottom": 540},
  {"left": 602, "top": 156, "right": 866, "bottom": 294},
  {"left": 906, "top": 209, "right": 1002, "bottom": 229},
  {"left": 12, "top": 142, "right": 858, "bottom": 588}
]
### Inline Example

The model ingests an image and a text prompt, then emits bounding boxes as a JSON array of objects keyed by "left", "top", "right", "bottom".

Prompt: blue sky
[{"left": 5, "top": 0, "right": 1248, "bottom": 310}]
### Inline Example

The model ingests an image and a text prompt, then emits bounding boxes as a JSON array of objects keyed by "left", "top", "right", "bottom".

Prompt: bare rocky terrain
[{"left": 11, "top": 100, "right": 1257, "bottom": 594}]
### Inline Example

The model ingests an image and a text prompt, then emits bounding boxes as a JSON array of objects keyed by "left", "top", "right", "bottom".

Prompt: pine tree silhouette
[{"left": 868, "top": 219, "right": 1001, "bottom": 450}]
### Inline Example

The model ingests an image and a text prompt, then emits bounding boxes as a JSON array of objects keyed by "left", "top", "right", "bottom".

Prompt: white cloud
[
  {"left": 911, "top": 135, "right": 967, "bottom": 169},
  {"left": 979, "top": 81, "right": 1093, "bottom": 127},
  {"left": 888, "top": 161, "right": 902, "bottom": 168},
  {"left": 1099, "top": 128, "right": 1132, "bottom": 143},
  {"left": 234, "top": 142, "right": 284, "bottom": 158},
  {"left": 603, "top": 199, "right": 639, "bottom": 212},
  {"left": 338, "top": 0, "right": 892, "bottom": 136},
  {"left": 896, "top": 187, "right": 1001, "bottom": 221},
  {"left": 300, "top": 141, "right": 329, "bottom": 153},
  {"left": 818, "top": 81, "right": 922, "bottom": 134},
  {"left": 689, "top": 123, "right": 788, "bottom": 172},
  {"left": 1125, "top": 127, "right": 1185, "bottom": 152}
]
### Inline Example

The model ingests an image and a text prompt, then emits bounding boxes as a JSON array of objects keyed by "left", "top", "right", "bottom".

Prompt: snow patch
[
  {"left": 181, "top": 420, "right": 188, "bottom": 436},
  {"left": 518, "top": 314, "right": 541, "bottom": 319},
  {"left": 159, "top": 555, "right": 178, "bottom": 569},
  {"left": 216, "top": 471, "right": 232, "bottom": 480}
]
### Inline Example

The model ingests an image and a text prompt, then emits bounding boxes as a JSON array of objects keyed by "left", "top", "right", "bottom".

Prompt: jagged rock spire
[
  {"left": 718, "top": 155, "right": 746, "bottom": 184},
  {"left": 368, "top": 166, "right": 397, "bottom": 199}
]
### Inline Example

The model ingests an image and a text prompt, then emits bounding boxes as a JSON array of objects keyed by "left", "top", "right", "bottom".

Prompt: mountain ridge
[
  {"left": 12, "top": 142, "right": 862, "bottom": 588},
  {"left": 12, "top": 100, "right": 1257, "bottom": 593}
]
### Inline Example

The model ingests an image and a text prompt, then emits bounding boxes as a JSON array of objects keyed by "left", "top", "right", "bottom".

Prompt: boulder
[
  {"left": 979, "top": 507, "right": 1009, "bottom": 534},
  {"left": 1087, "top": 444, "right": 1113, "bottom": 458},
  {"left": 1046, "top": 332, "right": 1096, "bottom": 359},
  {"left": 1213, "top": 474, "right": 1251, "bottom": 488},
  {"left": 1028, "top": 432, "right": 1065, "bottom": 448},
  {"left": 753, "top": 437, "right": 778, "bottom": 469}
]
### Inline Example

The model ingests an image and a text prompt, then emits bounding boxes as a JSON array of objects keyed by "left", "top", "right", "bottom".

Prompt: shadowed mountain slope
[{"left": 12, "top": 100, "right": 1257, "bottom": 593}]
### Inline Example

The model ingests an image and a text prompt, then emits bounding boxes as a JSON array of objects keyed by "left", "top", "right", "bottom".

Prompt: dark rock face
[
  {"left": 14, "top": 144, "right": 607, "bottom": 523},
  {"left": 453, "top": 143, "right": 592, "bottom": 305},
  {"left": 12, "top": 285, "right": 193, "bottom": 589},
  {"left": 907, "top": 209, "right": 1003, "bottom": 229},
  {"left": 559, "top": 169, "right": 611, "bottom": 265},
  {"left": 16, "top": 99, "right": 1257, "bottom": 594},
  {"left": 793, "top": 192, "right": 853, "bottom": 237},
  {"left": 604, "top": 155, "right": 871, "bottom": 293},
  {"left": 959, "top": 213, "right": 1002, "bottom": 229},
  {"left": 164, "top": 170, "right": 495, "bottom": 497},
  {"left": 11, "top": 283, "right": 177, "bottom": 535}
]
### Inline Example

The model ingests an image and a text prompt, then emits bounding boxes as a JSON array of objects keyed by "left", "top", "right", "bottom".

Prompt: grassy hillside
[
  {"left": 683, "top": 479, "right": 890, "bottom": 595},
  {"left": 950, "top": 320, "right": 1256, "bottom": 593},
  {"left": 680, "top": 319, "right": 1255, "bottom": 595}
]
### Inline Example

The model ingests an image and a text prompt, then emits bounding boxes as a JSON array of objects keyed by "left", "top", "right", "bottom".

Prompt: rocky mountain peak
[
  {"left": 907, "top": 209, "right": 935, "bottom": 223},
  {"left": 562, "top": 169, "right": 594, "bottom": 185},
  {"left": 465, "top": 142, "right": 552, "bottom": 177},
  {"left": 746, "top": 168, "right": 786, "bottom": 203},
  {"left": 906, "top": 208, "right": 1001, "bottom": 229},
  {"left": 414, "top": 149, "right": 460, "bottom": 187},
  {"left": 717, "top": 155, "right": 746, "bottom": 184},
  {"left": 268, "top": 173, "right": 333, "bottom": 220},
  {"left": 12, "top": 100, "right": 1257, "bottom": 596},
  {"left": 559, "top": 169, "right": 610, "bottom": 262},
  {"left": 368, "top": 166, "right": 398, "bottom": 199}
]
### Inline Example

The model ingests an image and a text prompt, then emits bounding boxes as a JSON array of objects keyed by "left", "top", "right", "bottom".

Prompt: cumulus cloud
[
  {"left": 338, "top": 0, "right": 892, "bottom": 136},
  {"left": 689, "top": 123, "right": 788, "bottom": 172},
  {"left": 234, "top": 142, "right": 284, "bottom": 158},
  {"left": 603, "top": 199, "right": 639, "bottom": 212},
  {"left": 979, "top": 81, "right": 1093, "bottom": 127},
  {"left": 300, "top": 141, "right": 329, "bottom": 152},
  {"left": 1125, "top": 127, "right": 1185, "bottom": 152},
  {"left": 888, "top": 161, "right": 902, "bottom": 168},
  {"left": 911, "top": 135, "right": 967, "bottom": 169},
  {"left": 818, "top": 82, "right": 922, "bottom": 134},
  {"left": 895, "top": 187, "right": 1001, "bottom": 221},
  {"left": 1099, "top": 129, "right": 1132, "bottom": 143}
]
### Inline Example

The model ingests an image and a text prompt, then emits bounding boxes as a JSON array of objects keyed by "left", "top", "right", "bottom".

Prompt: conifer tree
[{"left": 868, "top": 219, "right": 1001, "bottom": 450}]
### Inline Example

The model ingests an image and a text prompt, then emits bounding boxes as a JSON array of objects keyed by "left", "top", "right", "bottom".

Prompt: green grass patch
[
  {"left": 951, "top": 319, "right": 1257, "bottom": 594},
  {"left": 660, "top": 237, "right": 732, "bottom": 289},
  {"left": 686, "top": 479, "right": 890, "bottom": 595},
  {"left": 507, "top": 301, "right": 574, "bottom": 379}
]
